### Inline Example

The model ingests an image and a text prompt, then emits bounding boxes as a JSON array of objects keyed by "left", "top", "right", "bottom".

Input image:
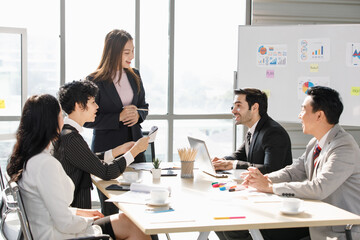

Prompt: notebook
[{"left": 188, "top": 137, "right": 228, "bottom": 178}]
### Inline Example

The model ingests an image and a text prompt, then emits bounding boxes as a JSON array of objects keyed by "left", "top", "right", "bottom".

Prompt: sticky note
[
  {"left": 310, "top": 64, "right": 319, "bottom": 72},
  {"left": 266, "top": 70, "right": 274, "bottom": 78},
  {"left": 0, "top": 99, "right": 5, "bottom": 109},
  {"left": 351, "top": 87, "right": 360, "bottom": 96},
  {"left": 263, "top": 90, "right": 271, "bottom": 98}
]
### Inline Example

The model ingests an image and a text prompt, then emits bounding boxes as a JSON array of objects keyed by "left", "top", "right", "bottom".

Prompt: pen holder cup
[{"left": 181, "top": 161, "right": 194, "bottom": 178}]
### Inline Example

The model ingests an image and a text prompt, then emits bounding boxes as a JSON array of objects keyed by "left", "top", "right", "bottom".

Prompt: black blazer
[
  {"left": 54, "top": 124, "right": 128, "bottom": 209},
  {"left": 225, "top": 114, "right": 292, "bottom": 174},
  {"left": 84, "top": 68, "right": 149, "bottom": 163}
]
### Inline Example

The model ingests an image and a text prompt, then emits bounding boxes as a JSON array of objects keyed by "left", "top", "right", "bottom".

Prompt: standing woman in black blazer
[
  {"left": 85, "top": 29, "right": 148, "bottom": 163},
  {"left": 85, "top": 29, "right": 149, "bottom": 215}
]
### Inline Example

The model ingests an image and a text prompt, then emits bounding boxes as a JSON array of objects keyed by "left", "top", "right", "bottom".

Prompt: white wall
[{"left": 251, "top": 0, "right": 360, "bottom": 157}]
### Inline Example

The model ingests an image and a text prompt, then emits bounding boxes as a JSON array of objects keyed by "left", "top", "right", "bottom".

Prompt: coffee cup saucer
[
  {"left": 117, "top": 178, "right": 142, "bottom": 186},
  {"left": 146, "top": 199, "right": 170, "bottom": 207},
  {"left": 280, "top": 207, "right": 305, "bottom": 215}
]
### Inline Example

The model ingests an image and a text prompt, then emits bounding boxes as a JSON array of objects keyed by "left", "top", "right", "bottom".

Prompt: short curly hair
[{"left": 58, "top": 80, "right": 99, "bottom": 114}]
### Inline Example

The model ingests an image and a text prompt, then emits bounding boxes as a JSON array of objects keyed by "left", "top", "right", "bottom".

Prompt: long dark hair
[
  {"left": 88, "top": 29, "right": 141, "bottom": 93},
  {"left": 7, "top": 94, "right": 61, "bottom": 182}
]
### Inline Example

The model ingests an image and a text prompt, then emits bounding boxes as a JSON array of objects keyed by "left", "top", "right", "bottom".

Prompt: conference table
[{"left": 92, "top": 165, "right": 360, "bottom": 240}]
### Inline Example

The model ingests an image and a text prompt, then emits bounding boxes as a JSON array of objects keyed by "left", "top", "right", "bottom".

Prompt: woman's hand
[
  {"left": 120, "top": 105, "right": 140, "bottom": 127},
  {"left": 76, "top": 209, "right": 104, "bottom": 220},
  {"left": 113, "top": 141, "right": 136, "bottom": 157},
  {"left": 130, "top": 137, "right": 149, "bottom": 157}
]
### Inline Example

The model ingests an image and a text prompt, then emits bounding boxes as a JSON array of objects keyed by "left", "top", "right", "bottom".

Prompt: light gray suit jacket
[{"left": 268, "top": 124, "right": 360, "bottom": 240}]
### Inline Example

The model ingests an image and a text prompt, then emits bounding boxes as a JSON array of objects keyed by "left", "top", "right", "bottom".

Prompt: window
[
  {"left": 0, "top": 1, "right": 247, "bottom": 167},
  {"left": 0, "top": 32, "right": 22, "bottom": 116},
  {"left": 174, "top": 0, "right": 245, "bottom": 114},
  {"left": 139, "top": 0, "right": 169, "bottom": 114},
  {"left": 0, "top": 0, "right": 59, "bottom": 97},
  {"left": 65, "top": 0, "right": 135, "bottom": 81}
]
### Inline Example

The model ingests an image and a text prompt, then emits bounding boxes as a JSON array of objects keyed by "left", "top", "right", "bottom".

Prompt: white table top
[{"left": 92, "top": 169, "right": 360, "bottom": 235}]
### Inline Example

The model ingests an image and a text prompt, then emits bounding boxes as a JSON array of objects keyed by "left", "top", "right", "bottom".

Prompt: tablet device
[{"left": 148, "top": 126, "right": 158, "bottom": 143}]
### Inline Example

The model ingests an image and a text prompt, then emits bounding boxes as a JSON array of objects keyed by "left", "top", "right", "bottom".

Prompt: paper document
[
  {"left": 247, "top": 191, "right": 282, "bottom": 203},
  {"left": 148, "top": 126, "right": 158, "bottom": 143},
  {"left": 106, "top": 191, "right": 149, "bottom": 204},
  {"left": 130, "top": 183, "right": 171, "bottom": 195},
  {"left": 106, "top": 183, "right": 171, "bottom": 204},
  {"left": 129, "top": 162, "right": 181, "bottom": 171}
]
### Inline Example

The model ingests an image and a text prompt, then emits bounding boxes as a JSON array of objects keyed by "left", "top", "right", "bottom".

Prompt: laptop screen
[{"left": 187, "top": 137, "right": 217, "bottom": 175}]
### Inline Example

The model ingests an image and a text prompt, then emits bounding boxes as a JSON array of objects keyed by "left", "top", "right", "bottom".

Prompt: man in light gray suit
[{"left": 242, "top": 86, "right": 360, "bottom": 240}]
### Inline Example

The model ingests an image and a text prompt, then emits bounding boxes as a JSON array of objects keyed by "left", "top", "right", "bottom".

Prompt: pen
[
  {"left": 214, "top": 216, "right": 246, "bottom": 220},
  {"left": 229, "top": 186, "right": 245, "bottom": 192},
  {"left": 122, "top": 106, "right": 149, "bottom": 111}
]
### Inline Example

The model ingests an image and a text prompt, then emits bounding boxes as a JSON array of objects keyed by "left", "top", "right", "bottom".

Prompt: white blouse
[{"left": 19, "top": 149, "right": 102, "bottom": 239}]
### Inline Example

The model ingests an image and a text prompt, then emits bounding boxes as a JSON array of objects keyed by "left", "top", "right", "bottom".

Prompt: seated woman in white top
[{"left": 6, "top": 94, "right": 151, "bottom": 240}]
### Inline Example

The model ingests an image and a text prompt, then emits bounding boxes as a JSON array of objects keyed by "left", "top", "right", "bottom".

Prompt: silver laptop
[{"left": 188, "top": 137, "right": 228, "bottom": 178}]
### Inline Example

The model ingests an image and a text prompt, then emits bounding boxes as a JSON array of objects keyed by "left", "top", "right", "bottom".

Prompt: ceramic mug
[
  {"left": 123, "top": 172, "right": 139, "bottom": 183},
  {"left": 150, "top": 189, "right": 169, "bottom": 204},
  {"left": 282, "top": 198, "right": 303, "bottom": 212}
]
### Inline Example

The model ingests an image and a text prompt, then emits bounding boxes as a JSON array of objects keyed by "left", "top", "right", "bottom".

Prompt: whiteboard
[{"left": 237, "top": 24, "right": 360, "bottom": 126}]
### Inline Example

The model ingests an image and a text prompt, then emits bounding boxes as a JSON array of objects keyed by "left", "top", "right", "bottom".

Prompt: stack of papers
[
  {"left": 106, "top": 191, "right": 149, "bottom": 204},
  {"left": 129, "top": 162, "right": 181, "bottom": 171},
  {"left": 106, "top": 183, "right": 171, "bottom": 204},
  {"left": 130, "top": 183, "right": 171, "bottom": 195}
]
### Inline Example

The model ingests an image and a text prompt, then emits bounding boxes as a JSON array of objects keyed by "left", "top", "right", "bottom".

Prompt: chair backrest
[
  {"left": 142, "top": 131, "right": 155, "bottom": 162},
  {"left": 8, "top": 181, "right": 33, "bottom": 240},
  {"left": 0, "top": 166, "right": 6, "bottom": 191},
  {"left": 1, "top": 177, "right": 22, "bottom": 240}
]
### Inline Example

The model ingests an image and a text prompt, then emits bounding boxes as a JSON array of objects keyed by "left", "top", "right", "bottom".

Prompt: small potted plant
[{"left": 151, "top": 158, "right": 162, "bottom": 179}]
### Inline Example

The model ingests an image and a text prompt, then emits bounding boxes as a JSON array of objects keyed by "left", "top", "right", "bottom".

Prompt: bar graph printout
[{"left": 298, "top": 38, "right": 330, "bottom": 62}]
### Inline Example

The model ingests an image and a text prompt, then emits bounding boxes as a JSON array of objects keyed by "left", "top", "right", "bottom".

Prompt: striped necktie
[
  {"left": 313, "top": 144, "right": 322, "bottom": 168},
  {"left": 247, "top": 132, "right": 252, "bottom": 146},
  {"left": 245, "top": 132, "right": 252, "bottom": 156}
]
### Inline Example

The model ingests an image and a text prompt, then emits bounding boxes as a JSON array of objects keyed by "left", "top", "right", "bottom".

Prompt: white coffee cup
[
  {"left": 123, "top": 172, "right": 139, "bottom": 183},
  {"left": 282, "top": 198, "right": 303, "bottom": 212},
  {"left": 233, "top": 169, "right": 244, "bottom": 180},
  {"left": 150, "top": 189, "right": 169, "bottom": 204}
]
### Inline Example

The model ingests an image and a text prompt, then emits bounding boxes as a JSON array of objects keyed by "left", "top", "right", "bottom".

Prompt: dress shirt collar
[
  {"left": 64, "top": 117, "right": 83, "bottom": 133},
  {"left": 247, "top": 119, "right": 260, "bottom": 139},
  {"left": 316, "top": 128, "right": 332, "bottom": 149}
]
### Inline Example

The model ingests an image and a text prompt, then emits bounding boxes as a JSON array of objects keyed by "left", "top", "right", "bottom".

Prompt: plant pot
[{"left": 151, "top": 168, "right": 161, "bottom": 179}]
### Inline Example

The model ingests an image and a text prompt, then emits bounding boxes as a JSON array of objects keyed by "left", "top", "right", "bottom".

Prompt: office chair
[
  {"left": 1, "top": 182, "right": 24, "bottom": 240},
  {"left": 345, "top": 224, "right": 353, "bottom": 240},
  {"left": 7, "top": 181, "right": 33, "bottom": 240},
  {"left": 1, "top": 179, "right": 110, "bottom": 240},
  {"left": 142, "top": 131, "right": 155, "bottom": 162},
  {"left": 0, "top": 167, "right": 5, "bottom": 191}
]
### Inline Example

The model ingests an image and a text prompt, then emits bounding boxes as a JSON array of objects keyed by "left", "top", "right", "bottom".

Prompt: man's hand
[
  {"left": 76, "top": 209, "right": 104, "bottom": 220},
  {"left": 212, "top": 157, "right": 233, "bottom": 170},
  {"left": 241, "top": 167, "right": 274, "bottom": 193}
]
